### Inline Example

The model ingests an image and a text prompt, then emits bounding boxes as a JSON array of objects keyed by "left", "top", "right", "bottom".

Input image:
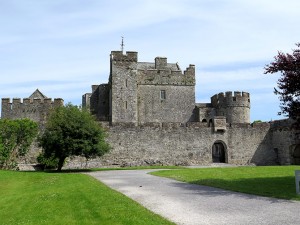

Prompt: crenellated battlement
[
  {"left": 6, "top": 97, "right": 63, "bottom": 105},
  {"left": 210, "top": 91, "right": 250, "bottom": 124},
  {"left": 184, "top": 64, "right": 195, "bottom": 76},
  {"left": 110, "top": 51, "right": 138, "bottom": 62},
  {"left": 1, "top": 94, "right": 64, "bottom": 123},
  {"left": 211, "top": 91, "right": 250, "bottom": 108},
  {"left": 137, "top": 62, "right": 195, "bottom": 86},
  {"left": 2, "top": 97, "right": 63, "bottom": 106}
]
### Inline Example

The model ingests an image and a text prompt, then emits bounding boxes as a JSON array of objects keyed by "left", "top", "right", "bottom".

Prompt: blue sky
[{"left": 1, "top": 0, "right": 300, "bottom": 122}]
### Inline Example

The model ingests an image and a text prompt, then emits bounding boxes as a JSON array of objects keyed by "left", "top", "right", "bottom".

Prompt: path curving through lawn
[{"left": 88, "top": 169, "right": 300, "bottom": 225}]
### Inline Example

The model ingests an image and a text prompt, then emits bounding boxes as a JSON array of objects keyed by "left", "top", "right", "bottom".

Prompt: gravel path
[{"left": 87, "top": 169, "right": 300, "bottom": 225}]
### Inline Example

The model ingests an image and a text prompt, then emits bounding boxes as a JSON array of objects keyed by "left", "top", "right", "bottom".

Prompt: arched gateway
[{"left": 212, "top": 141, "right": 227, "bottom": 163}]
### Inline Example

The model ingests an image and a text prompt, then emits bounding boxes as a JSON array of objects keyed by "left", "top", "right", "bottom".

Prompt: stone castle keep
[
  {"left": 82, "top": 51, "right": 250, "bottom": 126},
  {"left": 1, "top": 50, "right": 300, "bottom": 167}
]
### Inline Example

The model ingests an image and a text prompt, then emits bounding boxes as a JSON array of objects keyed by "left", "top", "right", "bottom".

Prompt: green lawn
[
  {"left": 0, "top": 170, "right": 174, "bottom": 225},
  {"left": 66, "top": 165, "right": 185, "bottom": 172},
  {"left": 151, "top": 166, "right": 300, "bottom": 201}
]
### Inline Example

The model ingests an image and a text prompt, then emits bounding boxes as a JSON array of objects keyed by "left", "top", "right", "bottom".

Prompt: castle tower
[
  {"left": 211, "top": 91, "right": 250, "bottom": 124},
  {"left": 86, "top": 50, "right": 196, "bottom": 124},
  {"left": 109, "top": 51, "right": 138, "bottom": 125}
]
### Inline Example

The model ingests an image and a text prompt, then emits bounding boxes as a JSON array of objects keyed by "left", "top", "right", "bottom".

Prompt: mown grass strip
[
  {"left": 0, "top": 170, "right": 174, "bottom": 225},
  {"left": 42, "top": 165, "right": 185, "bottom": 173},
  {"left": 151, "top": 166, "right": 300, "bottom": 201}
]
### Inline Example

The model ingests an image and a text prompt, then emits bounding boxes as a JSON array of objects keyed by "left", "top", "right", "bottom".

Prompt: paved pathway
[{"left": 87, "top": 170, "right": 300, "bottom": 225}]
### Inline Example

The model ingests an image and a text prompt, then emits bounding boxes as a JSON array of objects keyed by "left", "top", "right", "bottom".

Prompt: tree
[
  {"left": 264, "top": 43, "right": 300, "bottom": 120},
  {"left": 38, "top": 103, "right": 110, "bottom": 171},
  {"left": 0, "top": 118, "right": 38, "bottom": 169}
]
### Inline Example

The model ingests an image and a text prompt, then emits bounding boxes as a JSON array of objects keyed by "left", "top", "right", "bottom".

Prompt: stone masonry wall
[
  {"left": 137, "top": 64, "right": 195, "bottom": 86},
  {"left": 89, "top": 84, "right": 109, "bottom": 121},
  {"left": 211, "top": 91, "right": 250, "bottom": 124},
  {"left": 1, "top": 98, "right": 64, "bottom": 123},
  {"left": 271, "top": 129, "right": 294, "bottom": 165},
  {"left": 269, "top": 119, "right": 299, "bottom": 165},
  {"left": 64, "top": 123, "right": 275, "bottom": 168},
  {"left": 110, "top": 51, "right": 138, "bottom": 124},
  {"left": 137, "top": 85, "right": 196, "bottom": 123}
]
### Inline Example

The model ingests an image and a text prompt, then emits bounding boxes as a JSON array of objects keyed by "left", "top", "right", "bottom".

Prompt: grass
[
  {"left": 91, "top": 165, "right": 185, "bottom": 171},
  {"left": 151, "top": 165, "right": 300, "bottom": 201},
  {"left": 71, "top": 165, "right": 185, "bottom": 172},
  {"left": 42, "top": 165, "right": 185, "bottom": 173},
  {"left": 0, "top": 170, "right": 174, "bottom": 225}
]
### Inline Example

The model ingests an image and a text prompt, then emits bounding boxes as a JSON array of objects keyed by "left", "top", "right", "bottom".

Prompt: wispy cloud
[{"left": 0, "top": 0, "right": 299, "bottom": 121}]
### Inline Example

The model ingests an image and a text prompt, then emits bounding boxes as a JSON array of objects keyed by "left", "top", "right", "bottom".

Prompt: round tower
[{"left": 224, "top": 91, "right": 250, "bottom": 124}]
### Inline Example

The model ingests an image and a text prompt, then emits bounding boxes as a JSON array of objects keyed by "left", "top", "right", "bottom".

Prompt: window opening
[{"left": 160, "top": 90, "right": 166, "bottom": 100}]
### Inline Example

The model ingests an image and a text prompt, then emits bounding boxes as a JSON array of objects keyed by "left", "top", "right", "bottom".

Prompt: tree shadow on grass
[
  {"left": 44, "top": 168, "right": 94, "bottom": 173},
  {"left": 167, "top": 176, "right": 300, "bottom": 203}
]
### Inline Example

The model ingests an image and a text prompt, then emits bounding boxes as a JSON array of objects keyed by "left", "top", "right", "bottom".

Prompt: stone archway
[
  {"left": 292, "top": 145, "right": 300, "bottom": 165},
  {"left": 212, "top": 141, "right": 226, "bottom": 163}
]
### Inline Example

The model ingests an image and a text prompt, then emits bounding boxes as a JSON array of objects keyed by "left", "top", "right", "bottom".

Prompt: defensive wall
[
  {"left": 1, "top": 97, "right": 64, "bottom": 123},
  {"left": 2, "top": 49, "right": 299, "bottom": 169},
  {"left": 64, "top": 120, "right": 297, "bottom": 169}
]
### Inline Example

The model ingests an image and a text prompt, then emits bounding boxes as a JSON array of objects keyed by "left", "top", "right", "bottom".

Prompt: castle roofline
[
  {"left": 137, "top": 62, "right": 180, "bottom": 71},
  {"left": 29, "top": 89, "right": 48, "bottom": 99}
]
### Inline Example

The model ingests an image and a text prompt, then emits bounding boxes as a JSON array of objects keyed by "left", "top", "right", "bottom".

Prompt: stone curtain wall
[
  {"left": 64, "top": 123, "right": 276, "bottom": 168},
  {"left": 1, "top": 98, "right": 64, "bottom": 123},
  {"left": 270, "top": 119, "right": 298, "bottom": 165},
  {"left": 22, "top": 120, "right": 296, "bottom": 169},
  {"left": 102, "top": 124, "right": 273, "bottom": 166}
]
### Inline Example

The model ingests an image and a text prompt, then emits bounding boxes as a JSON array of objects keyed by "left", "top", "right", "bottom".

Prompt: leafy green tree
[
  {"left": 264, "top": 43, "right": 300, "bottom": 120},
  {"left": 38, "top": 103, "right": 110, "bottom": 171},
  {"left": 0, "top": 118, "right": 38, "bottom": 169}
]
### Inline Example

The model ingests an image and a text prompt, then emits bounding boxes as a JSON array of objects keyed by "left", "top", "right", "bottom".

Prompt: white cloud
[{"left": 0, "top": 0, "right": 298, "bottom": 121}]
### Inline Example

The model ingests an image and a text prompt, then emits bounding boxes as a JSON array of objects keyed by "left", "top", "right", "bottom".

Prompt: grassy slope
[
  {"left": 0, "top": 170, "right": 174, "bottom": 225},
  {"left": 151, "top": 166, "right": 300, "bottom": 201}
]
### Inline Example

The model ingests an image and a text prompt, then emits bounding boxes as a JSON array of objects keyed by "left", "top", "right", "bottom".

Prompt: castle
[
  {"left": 83, "top": 51, "right": 250, "bottom": 126},
  {"left": 1, "top": 50, "right": 300, "bottom": 167},
  {"left": 79, "top": 50, "right": 299, "bottom": 167}
]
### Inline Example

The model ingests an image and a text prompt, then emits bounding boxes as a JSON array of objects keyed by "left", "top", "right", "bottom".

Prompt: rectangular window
[
  {"left": 125, "top": 79, "right": 128, "bottom": 87},
  {"left": 124, "top": 101, "right": 127, "bottom": 110},
  {"left": 160, "top": 90, "right": 166, "bottom": 100}
]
